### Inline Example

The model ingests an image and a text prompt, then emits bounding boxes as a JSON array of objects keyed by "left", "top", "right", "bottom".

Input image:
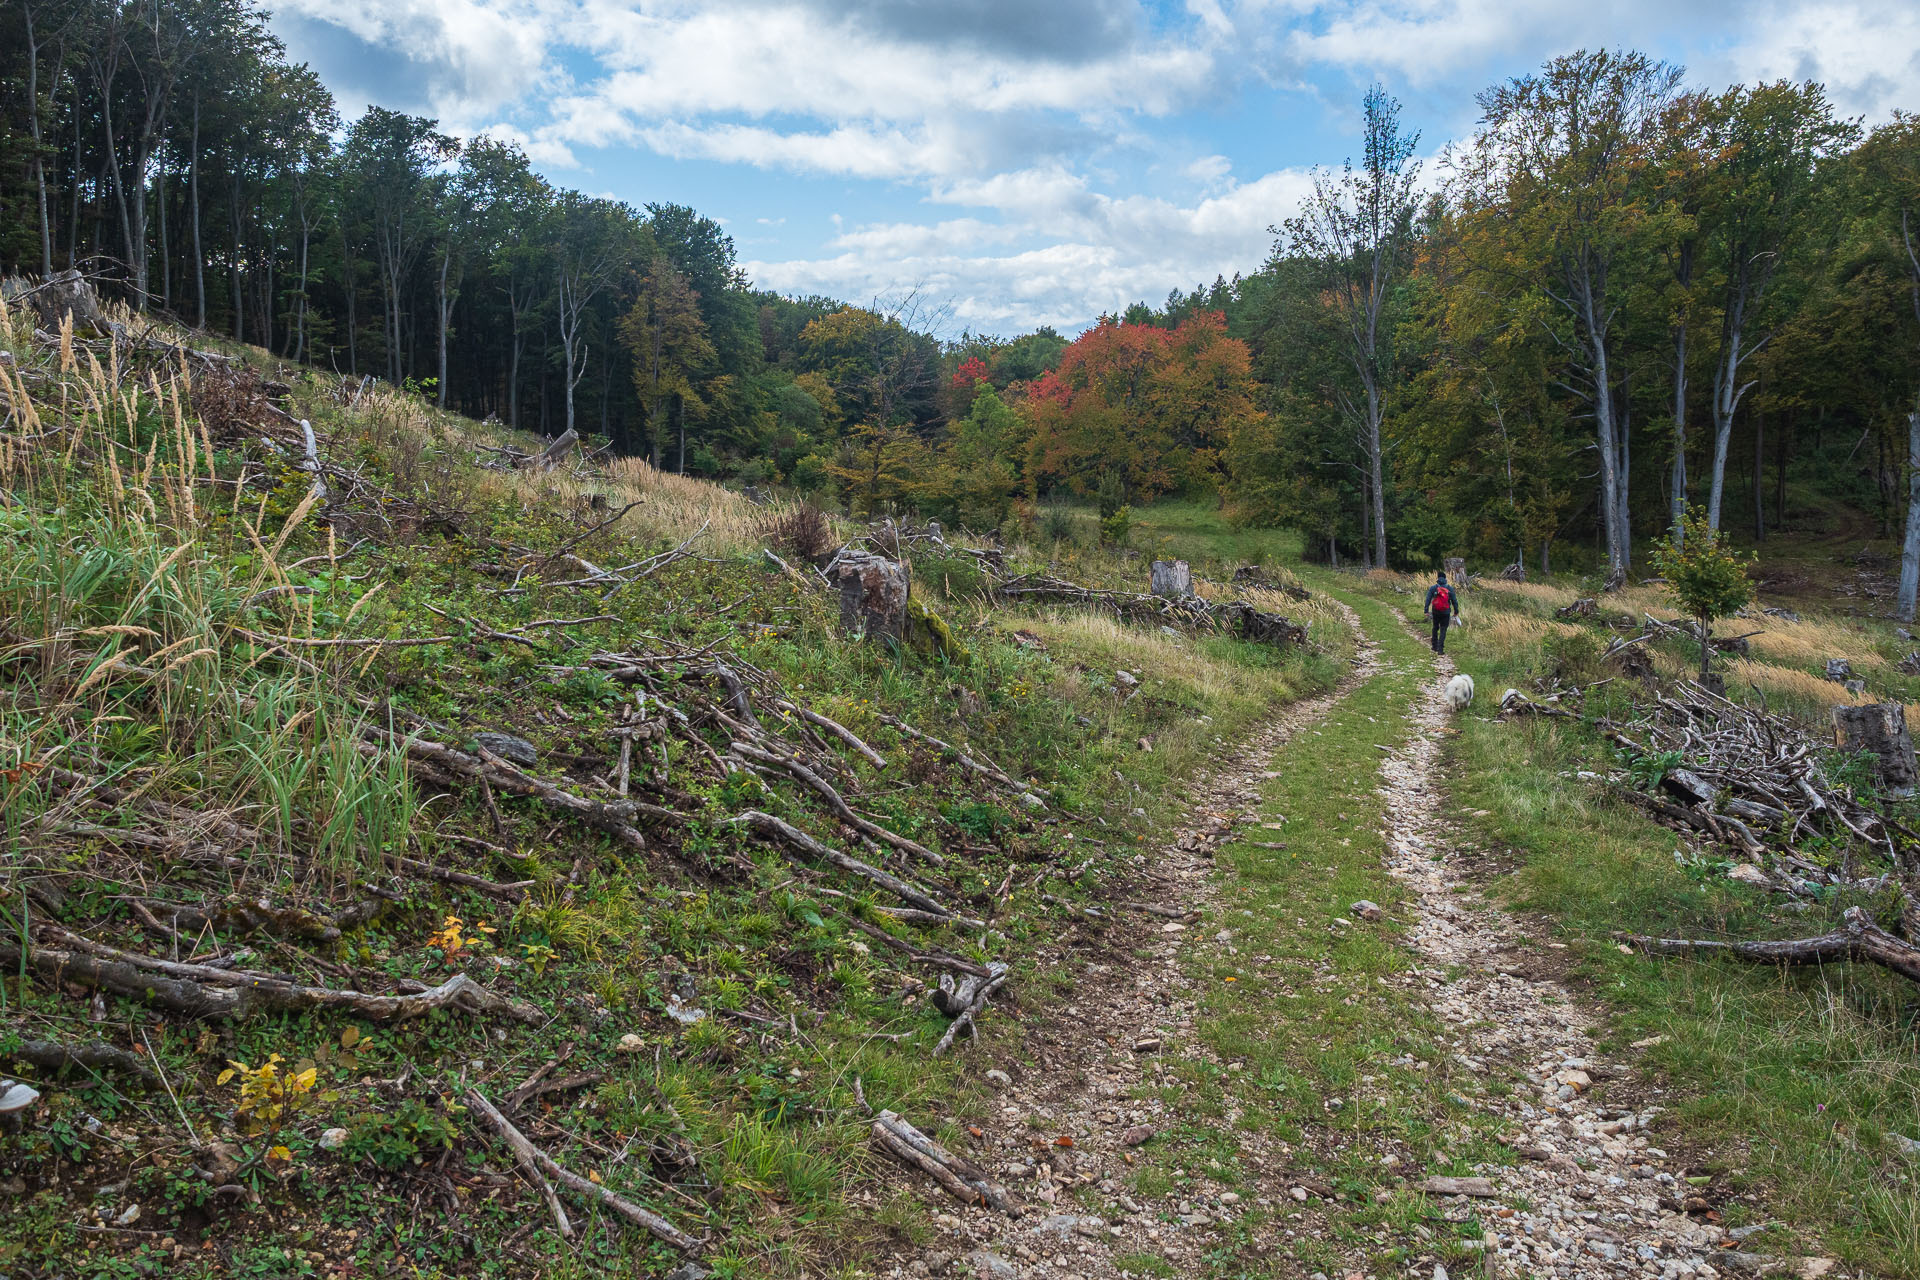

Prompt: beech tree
[{"left": 1281, "top": 85, "right": 1420, "bottom": 568}]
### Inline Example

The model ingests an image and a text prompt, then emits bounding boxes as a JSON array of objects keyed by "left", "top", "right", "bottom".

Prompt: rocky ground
[
  {"left": 872, "top": 606, "right": 1850, "bottom": 1280},
  {"left": 1375, "top": 650, "right": 1838, "bottom": 1280}
]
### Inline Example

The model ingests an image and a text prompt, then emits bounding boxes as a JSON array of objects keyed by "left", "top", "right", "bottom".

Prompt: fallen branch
[
  {"left": 877, "top": 715, "right": 1044, "bottom": 807},
  {"left": 13, "top": 930, "right": 541, "bottom": 1022},
  {"left": 870, "top": 1109, "right": 1019, "bottom": 1213},
  {"left": 466, "top": 1088, "right": 699, "bottom": 1252},
  {"left": 728, "top": 811, "right": 984, "bottom": 928},
  {"left": 730, "top": 741, "right": 941, "bottom": 866},
  {"left": 932, "top": 961, "right": 1009, "bottom": 1057},
  {"left": 1626, "top": 905, "right": 1920, "bottom": 985}
]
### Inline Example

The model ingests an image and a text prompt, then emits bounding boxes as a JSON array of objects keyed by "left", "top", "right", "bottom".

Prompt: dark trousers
[{"left": 1430, "top": 613, "right": 1449, "bottom": 654}]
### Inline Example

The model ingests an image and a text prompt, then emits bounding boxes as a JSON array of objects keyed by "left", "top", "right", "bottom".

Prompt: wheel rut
[
  {"left": 889, "top": 602, "right": 1381, "bottom": 1279},
  {"left": 1376, "top": 625, "right": 1820, "bottom": 1279}
]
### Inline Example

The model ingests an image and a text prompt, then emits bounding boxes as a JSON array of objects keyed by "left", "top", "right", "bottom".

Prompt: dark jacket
[{"left": 1424, "top": 582, "right": 1459, "bottom": 619}]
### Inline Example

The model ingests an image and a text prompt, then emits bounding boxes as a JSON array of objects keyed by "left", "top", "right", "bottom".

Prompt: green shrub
[
  {"left": 1101, "top": 505, "right": 1132, "bottom": 547},
  {"left": 1542, "top": 627, "right": 1605, "bottom": 684}
]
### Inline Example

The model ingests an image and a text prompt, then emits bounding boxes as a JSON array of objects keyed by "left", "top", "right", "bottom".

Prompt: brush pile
[
  {"left": 1502, "top": 679, "right": 1920, "bottom": 982},
  {"left": 996, "top": 573, "right": 1309, "bottom": 647}
]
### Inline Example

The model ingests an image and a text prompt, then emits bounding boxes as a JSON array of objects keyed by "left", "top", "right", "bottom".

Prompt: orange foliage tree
[{"left": 1023, "top": 312, "right": 1261, "bottom": 502}]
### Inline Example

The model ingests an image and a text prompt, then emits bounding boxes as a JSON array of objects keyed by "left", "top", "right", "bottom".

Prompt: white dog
[{"left": 1443, "top": 673, "right": 1475, "bottom": 712}]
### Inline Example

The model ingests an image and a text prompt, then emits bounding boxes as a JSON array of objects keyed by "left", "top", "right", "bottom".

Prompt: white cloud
[{"left": 1708, "top": 0, "right": 1920, "bottom": 121}]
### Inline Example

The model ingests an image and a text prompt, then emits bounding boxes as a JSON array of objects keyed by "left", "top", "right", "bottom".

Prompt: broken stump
[
  {"left": 1833, "top": 703, "right": 1918, "bottom": 796},
  {"left": 826, "top": 548, "right": 909, "bottom": 643}
]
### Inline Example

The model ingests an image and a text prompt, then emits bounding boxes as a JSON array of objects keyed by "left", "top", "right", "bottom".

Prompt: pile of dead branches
[
  {"left": 1503, "top": 679, "right": 1920, "bottom": 983},
  {"left": 997, "top": 573, "right": 1308, "bottom": 647}
]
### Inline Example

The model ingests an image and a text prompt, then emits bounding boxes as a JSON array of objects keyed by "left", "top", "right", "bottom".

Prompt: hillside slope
[{"left": 0, "top": 295, "right": 1344, "bottom": 1277}]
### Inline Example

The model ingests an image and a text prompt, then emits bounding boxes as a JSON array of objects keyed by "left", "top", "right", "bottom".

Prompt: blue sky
[{"left": 269, "top": 0, "right": 1919, "bottom": 337}]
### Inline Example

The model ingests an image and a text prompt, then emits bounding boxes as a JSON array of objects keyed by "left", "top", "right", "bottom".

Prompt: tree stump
[
  {"left": 1150, "top": 559, "right": 1192, "bottom": 599},
  {"left": 1824, "top": 658, "right": 1853, "bottom": 683},
  {"left": 1444, "top": 556, "right": 1467, "bottom": 587},
  {"left": 826, "top": 549, "right": 909, "bottom": 643},
  {"left": 1832, "top": 703, "right": 1918, "bottom": 796},
  {"left": 25, "top": 268, "right": 108, "bottom": 334}
]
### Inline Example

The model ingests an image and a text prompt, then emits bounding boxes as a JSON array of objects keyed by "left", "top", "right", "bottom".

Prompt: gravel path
[{"left": 1376, "top": 645, "right": 1834, "bottom": 1280}]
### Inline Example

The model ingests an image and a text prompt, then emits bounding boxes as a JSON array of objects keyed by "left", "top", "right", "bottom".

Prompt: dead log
[
  {"left": 1, "top": 1039, "right": 158, "bottom": 1086},
  {"left": 517, "top": 427, "right": 579, "bottom": 471},
  {"left": 468, "top": 1087, "right": 703, "bottom": 1250},
  {"left": 1626, "top": 906, "right": 1920, "bottom": 985},
  {"left": 877, "top": 715, "right": 1045, "bottom": 807},
  {"left": 778, "top": 702, "right": 887, "bottom": 769},
  {"left": 870, "top": 1109, "right": 1019, "bottom": 1213},
  {"left": 128, "top": 896, "right": 342, "bottom": 943},
  {"left": 728, "top": 811, "right": 983, "bottom": 928},
  {"left": 10, "top": 931, "right": 540, "bottom": 1022}
]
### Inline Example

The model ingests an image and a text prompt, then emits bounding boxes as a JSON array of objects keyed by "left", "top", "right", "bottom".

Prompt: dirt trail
[
  {"left": 1377, "top": 641, "right": 1819, "bottom": 1280},
  {"left": 890, "top": 606, "right": 1382, "bottom": 1280}
]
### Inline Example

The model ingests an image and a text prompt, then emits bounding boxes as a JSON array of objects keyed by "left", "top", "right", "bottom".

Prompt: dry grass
[
  {"left": 1473, "top": 579, "right": 1585, "bottom": 611},
  {"left": 1743, "top": 614, "right": 1892, "bottom": 672}
]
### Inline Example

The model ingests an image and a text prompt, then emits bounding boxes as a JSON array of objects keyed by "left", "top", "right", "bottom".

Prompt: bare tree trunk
[
  {"left": 1670, "top": 322, "right": 1687, "bottom": 542},
  {"left": 1752, "top": 396, "right": 1766, "bottom": 542},
  {"left": 437, "top": 242, "right": 452, "bottom": 408},
  {"left": 1899, "top": 410, "right": 1920, "bottom": 624},
  {"left": 190, "top": 95, "right": 205, "bottom": 328},
  {"left": 1585, "top": 281, "right": 1627, "bottom": 583},
  {"left": 229, "top": 173, "right": 244, "bottom": 343},
  {"left": 1367, "top": 388, "right": 1387, "bottom": 569},
  {"left": 24, "top": 4, "right": 55, "bottom": 278},
  {"left": 156, "top": 167, "right": 169, "bottom": 311}
]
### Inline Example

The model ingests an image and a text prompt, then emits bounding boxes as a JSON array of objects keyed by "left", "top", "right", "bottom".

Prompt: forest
[{"left": 3, "top": 3, "right": 1918, "bottom": 596}]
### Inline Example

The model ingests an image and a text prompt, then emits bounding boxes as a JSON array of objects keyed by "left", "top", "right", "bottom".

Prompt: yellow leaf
[
  {"left": 216, "top": 1069, "right": 236, "bottom": 1086},
  {"left": 295, "top": 1069, "right": 318, "bottom": 1091},
  {"left": 588, "top": 1169, "right": 602, "bottom": 1184},
  {"left": 268, "top": 1146, "right": 293, "bottom": 1162},
  {"left": 340, "top": 1026, "right": 360, "bottom": 1049}
]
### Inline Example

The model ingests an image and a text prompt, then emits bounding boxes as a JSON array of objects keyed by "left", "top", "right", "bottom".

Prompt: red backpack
[{"left": 1433, "top": 584, "right": 1451, "bottom": 613}]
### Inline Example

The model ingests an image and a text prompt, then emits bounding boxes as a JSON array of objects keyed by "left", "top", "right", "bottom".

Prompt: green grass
[
  {"left": 0, "top": 311, "right": 1348, "bottom": 1279},
  {"left": 1430, "top": 576, "right": 1920, "bottom": 1277}
]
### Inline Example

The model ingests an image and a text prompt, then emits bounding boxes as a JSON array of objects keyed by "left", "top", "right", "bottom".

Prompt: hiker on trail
[{"left": 1423, "top": 571, "right": 1459, "bottom": 655}]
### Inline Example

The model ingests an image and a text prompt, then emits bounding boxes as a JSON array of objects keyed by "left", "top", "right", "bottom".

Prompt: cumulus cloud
[{"left": 273, "top": 0, "right": 1919, "bottom": 333}]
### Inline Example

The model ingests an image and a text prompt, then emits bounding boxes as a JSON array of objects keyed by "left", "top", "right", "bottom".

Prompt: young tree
[
  {"left": 621, "top": 256, "right": 714, "bottom": 469},
  {"left": 1649, "top": 509, "right": 1755, "bottom": 681},
  {"left": 1282, "top": 84, "right": 1421, "bottom": 568}
]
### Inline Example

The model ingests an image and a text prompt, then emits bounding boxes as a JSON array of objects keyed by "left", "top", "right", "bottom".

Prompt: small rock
[
  {"left": 318, "top": 1127, "right": 350, "bottom": 1150},
  {"left": 616, "top": 1033, "right": 646, "bottom": 1053},
  {"left": 474, "top": 732, "right": 539, "bottom": 767},
  {"left": 1121, "top": 1125, "right": 1155, "bottom": 1147},
  {"left": 1132, "top": 1037, "right": 1162, "bottom": 1053},
  {"left": 198, "top": 1141, "right": 244, "bottom": 1186},
  {"left": 985, "top": 1069, "right": 1012, "bottom": 1089},
  {"left": 966, "top": 1249, "right": 1019, "bottom": 1278},
  {"left": 1726, "top": 863, "right": 1771, "bottom": 886},
  {"left": 1115, "top": 670, "right": 1139, "bottom": 691},
  {"left": 1022, "top": 792, "right": 1046, "bottom": 809},
  {"left": 662, "top": 1264, "right": 711, "bottom": 1280},
  {"left": 1799, "top": 1259, "right": 1838, "bottom": 1278},
  {"left": 114, "top": 1203, "right": 141, "bottom": 1226},
  {"left": 1137, "top": 736, "right": 1153, "bottom": 753},
  {"left": 1289, "top": 1185, "right": 1309, "bottom": 1202},
  {"left": 1434, "top": 1267, "right": 1449, "bottom": 1280},
  {"left": 1888, "top": 1132, "right": 1920, "bottom": 1157},
  {"left": 1350, "top": 900, "right": 1383, "bottom": 921}
]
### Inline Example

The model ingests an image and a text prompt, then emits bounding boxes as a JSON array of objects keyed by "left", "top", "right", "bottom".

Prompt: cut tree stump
[
  {"left": 24, "top": 268, "right": 109, "bottom": 334},
  {"left": 1832, "top": 703, "right": 1918, "bottom": 795},
  {"left": 1149, "top": 559, "right": 1193, "bottom": 598},
  {"left": 825, "top": 549, "right": 909, "bottom": 642}
]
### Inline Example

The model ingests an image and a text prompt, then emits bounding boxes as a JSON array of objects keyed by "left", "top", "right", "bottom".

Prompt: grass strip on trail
[{"left": 1131, "top": 587, "right": 1517, "bottom": 1278}]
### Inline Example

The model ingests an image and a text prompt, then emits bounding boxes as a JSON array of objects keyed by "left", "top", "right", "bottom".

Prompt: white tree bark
[{"left": 1899, "top": 410, "right": 1920, "bottom": 623}]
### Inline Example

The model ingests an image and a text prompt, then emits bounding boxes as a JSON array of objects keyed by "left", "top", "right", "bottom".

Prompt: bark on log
[
  {"left": 1627, "top": 906, "right": 1920, "bottom": 985},
  {"left": 517, "top": 427, "right": 579, "bottom": 471},
  {"left": 11, "top": 932, "right": 540, "bottom": 1022},
  {"left": 870, "top": 1109, "right": 1019, "bottom": 1213},
  {"left": 825, "top": 548, "right": 910, "bottom": 642},
  {"left": 1150, "top": 559, "right": 1193, "bottom": 598},
  {"left": 1, "top": 1039, "right": 158, "bottom": 1086}
]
